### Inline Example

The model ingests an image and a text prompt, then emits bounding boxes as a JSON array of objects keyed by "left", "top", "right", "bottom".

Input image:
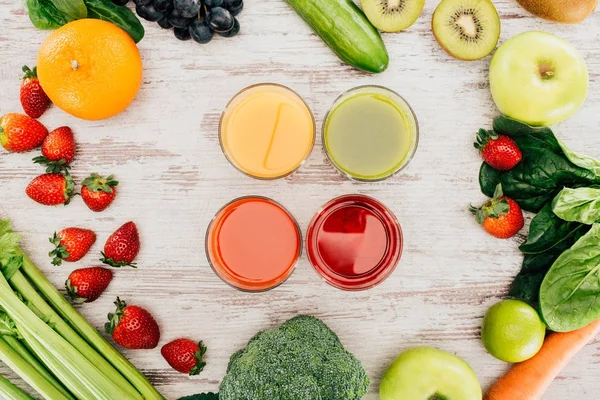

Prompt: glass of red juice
[
  {"left": 306, "top": 194, "right": 402, "bottom": 291},
  {"left": 206, "top": 196, "right": 302, "bottom": 292}
]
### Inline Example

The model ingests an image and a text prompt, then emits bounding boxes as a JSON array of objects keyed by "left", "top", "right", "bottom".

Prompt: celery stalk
[
  {"left": 9, "top": 270, "right": 142, "bottom": 399},
  {"left": 0, "top": 274, "right": 139, "bottom": 400},
  {"left": 20, "top": 254, "right": 165, "bottom": 400},
  {"left": 1, "top": 335, "right": 73, "bottom": 399},
  {"left": 0, "top": 337, "right": 70, "bottom": 400},
  {"left": 0, "top": 374, "right": 35, "bottom": 400}
]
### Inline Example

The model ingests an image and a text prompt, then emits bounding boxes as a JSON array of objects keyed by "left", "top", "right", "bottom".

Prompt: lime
[{"left": 481, "top": 299, "right": 546, "bottom": 363}]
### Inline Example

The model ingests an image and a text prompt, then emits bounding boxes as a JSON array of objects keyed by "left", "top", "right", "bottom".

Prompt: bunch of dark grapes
[{"left": 113, "top": 0, "right": 243, "bottom": 43}]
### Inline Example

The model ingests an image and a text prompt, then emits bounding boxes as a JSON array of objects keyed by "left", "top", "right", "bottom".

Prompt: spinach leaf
[
  {"left": 519, "top": 203, "right": 588, "bottom": 254},
  {"left": 50, "top": 0, "right": 87, "bottom": 19},
  {"left": 540, "top": 223, "right": 600, "bottom": 332},
  {"left": 26, "top": 0, "right": 75, "bottom": 29},
  {"left": 479, "top": 116, "right": 600, "bottom": 212},
  {"left": 510, "top": 224, "right": 590, "bottom": 304},
  {"left": 85, "top": 0, "right": 145, "bottom": 43},
  {"left": 559, "top": 139, "right": 600, "bottom": 176},
  {"left": 552, "top": 187, "right": 600, "bottom": 225}
]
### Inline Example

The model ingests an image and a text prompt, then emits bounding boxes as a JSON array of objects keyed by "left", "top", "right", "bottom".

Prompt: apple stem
[{"left": 539, "top": 63, "right": 555, "bottom": 80}]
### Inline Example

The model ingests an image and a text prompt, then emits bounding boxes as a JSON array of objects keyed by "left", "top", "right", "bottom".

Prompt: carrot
[{"left": 485, "top": 318, "right": 600, "bottom": 400}]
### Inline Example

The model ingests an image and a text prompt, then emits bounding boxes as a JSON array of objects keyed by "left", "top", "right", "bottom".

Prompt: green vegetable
[
  {"left": 218, "top": 315, "right": 369, "bottom": 400},
  {"left": 49, "top": 0, "right": 87, "bottom": 19},
  {"left": 479, "top": 116, "right": 600, "bottom": 212},
  {"left": 284, "top": 0, "right": 389, "bottom": 73},
  {"left": 85, "top": 0, "right": 145, "bottom": 43},
  {"left": 0, "top": 374, "right": 34, "bottom": 400},
  {"left": 25, "top": 0, "right": 144, "bottom": 43},
  {"left": 540, "top": 223, "right": 600, "bottom": 332},
  {"left": 0, "top": 219, "right": 164, "bottom": 400},
  {"left": 552, "top": 186, "right": 600, "bottom": 225},
  {"left": 26, "top": 0, "right": 75, "bottom": 29},
  {"left": 509, "top": 203, "right": 590, "bottom": 304}
]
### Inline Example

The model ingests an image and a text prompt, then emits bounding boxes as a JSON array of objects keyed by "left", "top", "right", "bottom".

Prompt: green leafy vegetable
[
  {"left": 25, "top": 0, "right": 144, "bottom": 43},
  {"left": 479, "top": 116, "right": 600, "bottom": 212},
  {"left": 49, "top": 0, "right": 87, "bottom": 19},
  {"left": 85, "top": 0, "right": 145, "bottom": 43},
  {"left": 26, "top": 0, "right": 74, "bottom": 29},
  {"left": 552, "top": 187, "right": 600, "bottom": 225},
  {"left": 219, "top": 315, "right": 369, "bottom": 400},
  {"left": 540, "top": 223, "right": 600, "bottom": 332}
]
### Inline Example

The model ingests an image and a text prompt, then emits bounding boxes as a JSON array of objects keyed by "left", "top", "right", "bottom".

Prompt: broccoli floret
[{"left": 219, "top": 316, "right": 370, "bottom": 400}]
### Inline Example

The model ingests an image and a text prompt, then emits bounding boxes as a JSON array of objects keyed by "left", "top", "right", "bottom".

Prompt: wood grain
[{"left": 1, "top": 0, "right": 599, "bottom": 399}]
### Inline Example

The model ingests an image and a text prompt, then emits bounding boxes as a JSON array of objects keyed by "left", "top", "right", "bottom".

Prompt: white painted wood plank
[{"left": 0, "top": 0, "right": 599, "bottom": 398}]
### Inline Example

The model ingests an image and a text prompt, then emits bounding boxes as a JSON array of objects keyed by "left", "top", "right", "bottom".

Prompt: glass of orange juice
[{"left": 219, "top": 83, "right": 315, "bottom": 180}]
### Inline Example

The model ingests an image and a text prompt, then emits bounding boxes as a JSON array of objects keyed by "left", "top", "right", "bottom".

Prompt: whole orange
[{"left": 37, "top": 19, "right": 143, "bottom": 121}]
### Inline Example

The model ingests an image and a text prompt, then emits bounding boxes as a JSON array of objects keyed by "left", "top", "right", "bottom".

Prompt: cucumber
[{"left": 285, "top": 0, "right": 389, "bottom": 74}]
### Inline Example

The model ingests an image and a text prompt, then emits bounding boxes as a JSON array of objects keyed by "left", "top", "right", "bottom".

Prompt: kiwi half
[
  {"left": 360, "top": 0, "right": 426, "bottom": 32},
  {"left": 432, "top": 0, "right": 501, "bottom": 61}
]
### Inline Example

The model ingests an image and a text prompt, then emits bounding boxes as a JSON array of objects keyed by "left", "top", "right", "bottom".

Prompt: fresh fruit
[
  {"left": 66, "top": 267, "right": 113, "bottom": 302},
  {"left": 136, "top": 4, "right": 165, "bottom": 21},
  {"left": 158, "top": 16, "right": 174, "bottom": 28},
  {"left": 474, "top": 129, "right": 522, "bottom": 171},
  {"left": 101, "top": 222, "right": 140, "bottom": 268},
  {"left": 105, "top": 297, "right": 160, "bottom": 349},
  {"left": 174, "top": 0, "right": 201, "bottom": 18},
  {"left": 81, "top": 173, "right": 119, "bottom": 212},
  {"left": 489, "top": 31, "right": 588, "bottom": 126},
  {"left": 471, "top": 184, "right": 524, "bottom": 239},
  {"left": 432, "top": 0, "right": 500, "bottom": 61},
  {"left": 20, "top": 65, "right": 51, "bottom": 119},
  {"left": 217, "top": 18, "right": 239, "bottom": 37},
  {"left": 285, "top": 0, "right": 389, "bottom": 73},
  {"left": 37, "top": 19, "right": 143, "bottom": 121},
  {"left": 360, "top": 0, "right": 425, "bottom": 32},
  {"left": 49, "top": 227, "right": 97, "bottom": 266},
  {"left": 516, "top": 0, "right": 597, "bottom": 24},
  {"left": 379, "top": 346, "right": 482, "bottom": 400},
  {"left": 161, "top": 339, "right": 207, "bottom": 375},
  {"left": 207, "top": 7, "right": 234, "bottom": 32},
  {"left": 485, "top": 318, "right": 600, "bottom": 400},
  {"left": 0, "top": 113, "right": 48, "bottom": 153},
  {"left": 482, "top": 300, "right": 545, "bottom": 363},
  {"left": 26, "top": 173, "right": 75, "bottom": 206},
  {"left": 154, "top": 0, "right": 173, "bottom": 11},
  {"left": 174, "top": 26, "right": 192, "bottom": 40},
  {"left": 33, "top": 126, "right": 76, "bottom": 173},
  {"left": 190, "top": 19, "right": 215, "bottom": 42}
]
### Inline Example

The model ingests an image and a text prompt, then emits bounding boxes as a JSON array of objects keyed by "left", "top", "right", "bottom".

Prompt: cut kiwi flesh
[
  {"left": 432, "top": 0, "right": 501, "bottom": 61},
  {"left": 361, "top": 0, "right": 426, "bottom": 32}
]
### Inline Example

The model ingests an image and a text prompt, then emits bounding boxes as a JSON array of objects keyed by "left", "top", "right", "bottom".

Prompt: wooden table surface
[{"left": 1, "top": 1, "right": 599, "bottom": 399}]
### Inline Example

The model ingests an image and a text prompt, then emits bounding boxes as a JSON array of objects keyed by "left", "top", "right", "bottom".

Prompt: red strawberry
[
  {"left": 81, "top": 174, "right": 119, "bottom": 212},
  {"left": 161, "top": 339, "right": 207, "bottom": 375},
  {"left": 105, "top": 297, "right": 160, "bottom": 349},
  {"left": 66, "top": 267, "right": 113, "bottom": 303},
  {"left": 0, "top": 113, "right": 48, "bottom": 153},
  {"left": 101, "top": 222, "right": 139, "bottom": 268},
  {"left": 475, "top": 129, "right": 522, "bottom": 171},
  {"left": 20, "top": 66, "right": 51, "bottom": 119},
  {"left": 49, "top": 227, "right": 97, "bottom": 266},
  {"left": 470, "top": 184, "right": 524, "bottom": 239},
  {"left": 26, "top": 173, "right": 75, "bottom": 206},
  {"left": 33, "top": 126, "right": 75, "bottom": 173}
]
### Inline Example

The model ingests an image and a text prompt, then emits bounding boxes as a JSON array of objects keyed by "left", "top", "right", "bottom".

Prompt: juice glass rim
[
  {"left": 205, "top": 195, "right": 303, "bottom": 293},
  {"left": 218, "top": 83, "right": 317, "bottom": 181},
  {"left": 322, "top": 85, "right": 420, "bottom": 182},
  {"left": 306, "top": 194, "right": 403, "bottom": 291}
]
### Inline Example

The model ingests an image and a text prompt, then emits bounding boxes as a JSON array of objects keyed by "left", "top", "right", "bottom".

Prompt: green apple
[
  {"left": 379, "top": 346, "right": 482, "bottom": 400},
  {"left": 489, "top": 31, "right": 588, "bottom": 126}
]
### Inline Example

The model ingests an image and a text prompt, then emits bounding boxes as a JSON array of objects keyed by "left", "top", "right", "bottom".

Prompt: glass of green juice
[{"left": 323, "top": 86, "right": 419, "bottom": 182}]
